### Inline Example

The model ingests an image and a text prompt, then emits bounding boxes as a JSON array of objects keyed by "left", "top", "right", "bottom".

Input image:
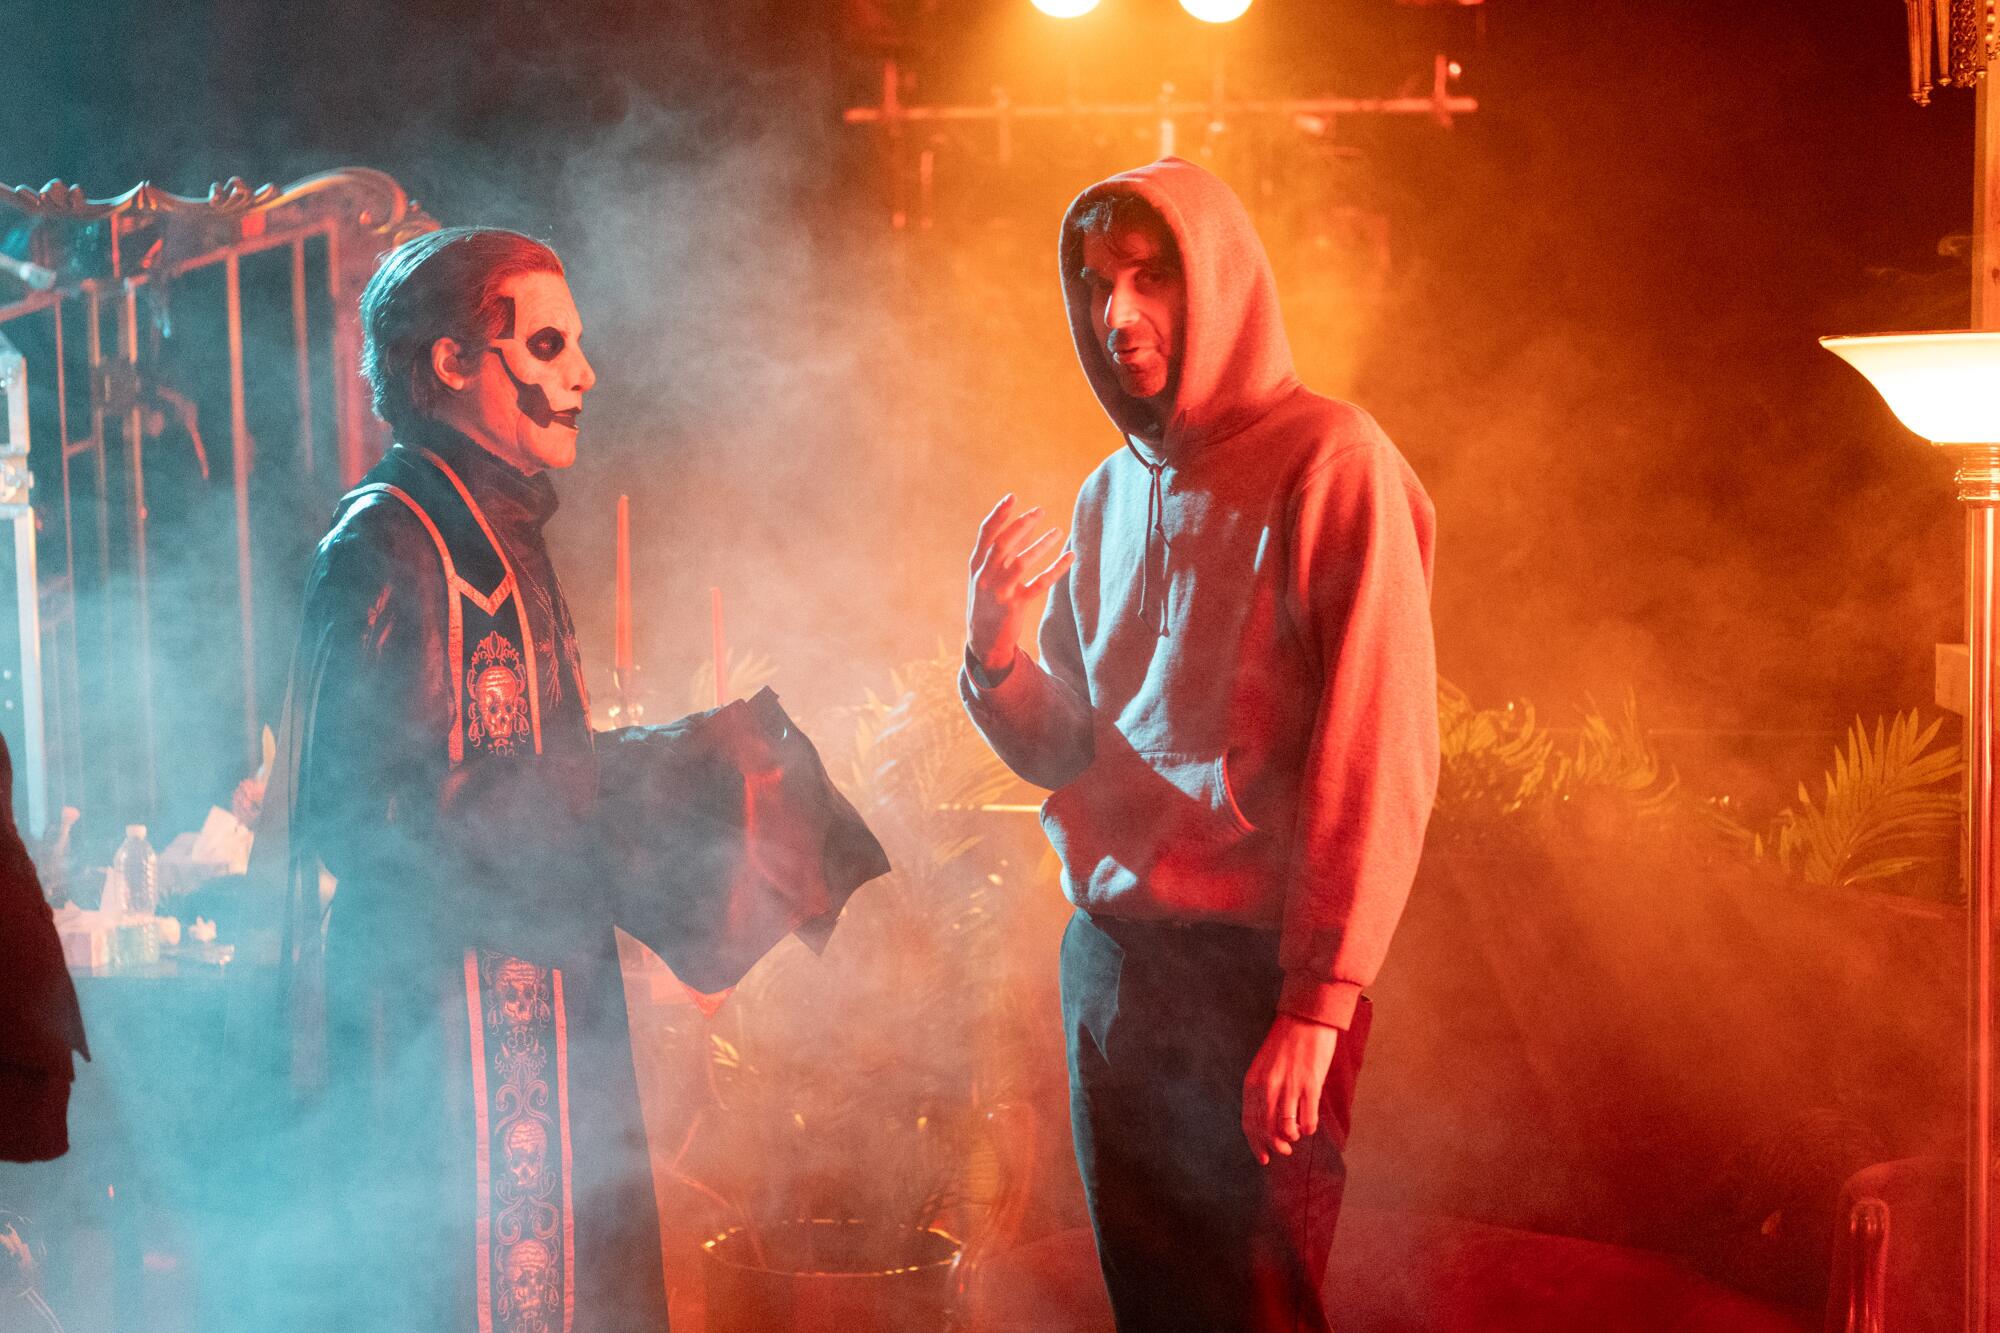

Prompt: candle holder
[
  {"left": 1824, "top": 328, "right": 2000, "bottom": 1331},
  {"left": 610, "top": 665, "right": 646, "bottom": 727}
]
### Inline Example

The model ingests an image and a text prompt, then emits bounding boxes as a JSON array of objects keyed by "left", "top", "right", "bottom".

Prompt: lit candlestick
[{"left": 614, "top": 495, "right": 633, "bottom": 676}]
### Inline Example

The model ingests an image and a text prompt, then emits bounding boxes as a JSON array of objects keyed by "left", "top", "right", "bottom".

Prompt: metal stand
[
  {"left": 1974, "top": 72, "right": 2000, "bottom": 1333},
  {"left": 1968, "top": 440, "right": 2000, "bottom": 1333},
  {"left": 611, "top": 666, "right": 645, "bottom": 727},
  {"left": 0, "top": 331, "right": 49, "bottom": 836}
]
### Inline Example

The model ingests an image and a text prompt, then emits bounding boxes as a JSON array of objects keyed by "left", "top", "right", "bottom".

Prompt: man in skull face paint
[
  {"left": 432, "top": 266, "right": 594, "bottom": 473},
  {"left": 267, "top": 227, "right": 671, "bottom": 1332}
]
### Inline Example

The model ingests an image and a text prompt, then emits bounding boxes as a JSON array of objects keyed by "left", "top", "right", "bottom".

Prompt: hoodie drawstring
[{"left": 1125, "top": 440, "right": 1170, "bottom": 637}]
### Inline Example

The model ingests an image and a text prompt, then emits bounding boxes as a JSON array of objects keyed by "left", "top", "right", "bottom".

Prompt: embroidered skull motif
[
  {"left": 493, "top": 958, "right": 548, "bottom": 1032},
  {"left": 466, "top": 632, "right": 530, "bottom": 756},
  {"left": 498, "top": 1238, "right": 558, "bottom": 1332},
  {"left": 477, "top": 665, "right": 520, "bottom": 735},
  {"left": 503, "top": 1118, "right": 550, "bottom": 1194}
]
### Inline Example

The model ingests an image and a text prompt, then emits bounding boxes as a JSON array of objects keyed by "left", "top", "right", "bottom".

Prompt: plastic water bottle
[{"left": 112, "top": 825, "right": 158, "bottom": 916}]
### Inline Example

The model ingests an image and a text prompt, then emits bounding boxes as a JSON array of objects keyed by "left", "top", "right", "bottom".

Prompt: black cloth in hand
[{"left": 594, "top": 688, "right": 890, "bottom": 993}]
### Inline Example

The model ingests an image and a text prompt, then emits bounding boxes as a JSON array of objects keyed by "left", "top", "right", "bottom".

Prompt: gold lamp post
[
  {"left": 1823, "top": 330, "right": 2000, "bottom": 1329},
  {"left": 1829, "top": 6, "right": 1999, "bottom": 1326}
]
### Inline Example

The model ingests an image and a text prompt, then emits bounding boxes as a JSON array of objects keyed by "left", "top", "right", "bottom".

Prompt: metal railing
[{"left": 0, "top": 168, "right": 435, "bottom": 833}]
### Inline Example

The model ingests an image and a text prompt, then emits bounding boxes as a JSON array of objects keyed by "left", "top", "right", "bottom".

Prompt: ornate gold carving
[
  {"left": 1908, "top": 0, "right": 1998, "bottom": 104},
  {"left": 1, "top": 167, "right": 436, "bottom": 246}
]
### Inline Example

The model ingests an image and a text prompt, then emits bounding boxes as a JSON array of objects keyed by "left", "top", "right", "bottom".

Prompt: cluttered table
[{"left": 5, "top": 803, "right": 265, "bottom": 1333}]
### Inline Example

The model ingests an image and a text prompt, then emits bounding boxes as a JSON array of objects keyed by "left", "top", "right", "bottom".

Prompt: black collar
[{"left": 399, "top": 420, "right": 560, "bottom": 533}]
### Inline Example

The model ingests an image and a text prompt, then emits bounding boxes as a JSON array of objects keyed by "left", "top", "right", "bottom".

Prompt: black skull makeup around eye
[{"left": 525, "top": 327, "right": 566, "bottom": 362}]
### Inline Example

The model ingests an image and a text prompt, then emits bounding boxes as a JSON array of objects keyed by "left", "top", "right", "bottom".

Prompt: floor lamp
[{"left": 1824, "top": 328, "right": 2000, "bottom": 1330}]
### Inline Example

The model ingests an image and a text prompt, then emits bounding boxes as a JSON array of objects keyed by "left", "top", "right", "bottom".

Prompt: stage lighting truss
[
  {"left": 845, "top": 52, "right": 1475, "bottom": 152},
  {"left": 854, "top": 9, "right": 1477, "bottom": 229}
]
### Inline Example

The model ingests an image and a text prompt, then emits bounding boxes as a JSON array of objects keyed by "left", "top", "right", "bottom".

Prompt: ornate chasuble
[
  {"left": 467, "top": 949, "right": 574, "bottom": 1333},
  {"left": 350, "top": 447, "right": 547, "bottom": 765},
  {"left": 340, "top": 446, "right": 583, "bottom": 1333}
]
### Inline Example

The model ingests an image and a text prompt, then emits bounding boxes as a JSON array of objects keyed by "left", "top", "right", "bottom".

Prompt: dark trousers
[{"left": 1061, "top": 911, "right": 1371, "bottom": 1333}]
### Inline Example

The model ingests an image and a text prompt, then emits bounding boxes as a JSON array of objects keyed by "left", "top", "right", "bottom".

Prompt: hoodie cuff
[
  {"left": 963, "top": 644, "right": 1018, "bottom": 693},
  {"left": 1278, "top": 975, "right": 1362, "bottom": 1030}
]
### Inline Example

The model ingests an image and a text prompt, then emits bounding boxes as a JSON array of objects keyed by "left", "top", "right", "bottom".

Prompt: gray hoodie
[{"left": 961, "top": 157, "right": 1438, "bottom": 1029}]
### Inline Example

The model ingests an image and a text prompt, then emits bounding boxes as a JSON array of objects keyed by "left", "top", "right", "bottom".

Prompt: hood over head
[{"left": 1060, "top": 157, "right": 1299, "bottom": 457}]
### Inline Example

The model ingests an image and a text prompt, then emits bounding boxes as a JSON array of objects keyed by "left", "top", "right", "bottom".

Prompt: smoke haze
[{"left": 0, "top": 0, "right": 1984, "bottom": 1325}]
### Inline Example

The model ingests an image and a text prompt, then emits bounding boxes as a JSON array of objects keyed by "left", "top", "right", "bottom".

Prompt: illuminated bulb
[
  {"left": 1821, "top": 331, "right": 2000, "bottom": 445},
  {"left": 1031, "top": 0, "right": 1101, "bottom": 16},
  {"left": 1180, "top": 0, "right": 1253, "bottom": 20}
]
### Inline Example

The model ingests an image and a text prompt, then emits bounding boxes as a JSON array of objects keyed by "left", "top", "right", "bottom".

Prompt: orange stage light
[
  {"left": 1180, "top": 0, "right": 1253, "bottom": 21},
  {"left": 1030, "top": 0, "right": 1102, "bottom": 16}
]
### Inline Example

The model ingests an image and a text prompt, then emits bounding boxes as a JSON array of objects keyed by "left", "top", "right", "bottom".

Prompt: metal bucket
[{"left": 701, "top": 1219, "right": 962, "bottom": 1333}]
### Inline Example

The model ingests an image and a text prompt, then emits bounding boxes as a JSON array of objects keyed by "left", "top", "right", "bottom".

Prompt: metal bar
[
  {"left": 80, "top": 287, "right": 108, "bottom": 819},
  {"left": 843, "top": 93, "right": 1481, "bottom": 125},
  {"left": 290, "top": 237, "right": 316, "bottom": 479},
  {"left": 48, "top": 296, "right": 74, "bottom": 819},
  {"left": 118, "top": 281, "right": 156, "bottom": 819},
  {"left": 1977, "top": 79, "right": 2000, "bottom": 330},
  {"left": 0, "top": 343, "right": 47, "bottom": 835},
  {"left": 225, "top": 253, "right": 257, "bottom": 767},
  {"left": 83, "top": 289, "right": 110, "bottom": 586},
  {"left": 1965, "top": 450, "right": 2000, "bottom": 1333},
  {"left": 0, "top": 290, "right": 59, "bottom": 326},
  {"left": 11, "top": 496, "right": 46, "bottom": 835},
  {"left": 0, "top": 219, "right": 342, "bottom": 328},
  {"left": 327, "top": 226, "right": 369, "bottom": 485},
  {"left": 165, "top": 218, "right": 337, "bottom": 281},
  {"left": 1977, "top": 500, "right": 1996, "bottom": 1333},
  {"left": 326, "top": 225, "right": 349, "bottom": 477},
  {"left": 1970, "top": 78, "right": 2000, "bottom": 1333},
  {"left": 51, "top": 300, "right": 73, "bottom": 590},
  {"left": 885, "top": 58, "right": 908, "bottom": 231}
]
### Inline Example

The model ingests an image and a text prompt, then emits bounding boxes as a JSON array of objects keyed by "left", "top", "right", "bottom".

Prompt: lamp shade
[{"left": 1821, "top": 330, "right": 2000, "bottom": 445}]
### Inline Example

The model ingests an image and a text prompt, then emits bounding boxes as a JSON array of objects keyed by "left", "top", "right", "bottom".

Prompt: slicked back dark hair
[{"left": 359, "top": 226, "right": 563, "bottom": 437}]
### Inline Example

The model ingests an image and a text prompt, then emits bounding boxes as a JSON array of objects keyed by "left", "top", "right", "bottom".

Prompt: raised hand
[{"left": 967, "top": 494, "right": 1076, "bottom": 677}]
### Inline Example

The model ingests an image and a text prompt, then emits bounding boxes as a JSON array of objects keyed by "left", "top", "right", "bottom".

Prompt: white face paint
[{"left": 438, "top": 269, "right": 596, "bottom": 474}]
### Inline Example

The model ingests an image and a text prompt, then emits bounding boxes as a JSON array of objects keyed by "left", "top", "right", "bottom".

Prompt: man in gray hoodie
[{"left": 961, "top": 158, "right": 1438, "bottom": 1331}]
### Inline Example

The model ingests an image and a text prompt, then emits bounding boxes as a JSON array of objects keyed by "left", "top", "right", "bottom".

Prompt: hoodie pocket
[
  {"left": 1039, "top": 749, "right": 1263, "bottom": 908},
  {"left": 1215, "top": 750, "right": 1257, "bottom": 837}
]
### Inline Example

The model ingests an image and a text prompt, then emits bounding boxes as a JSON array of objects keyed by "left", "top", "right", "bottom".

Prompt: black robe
[
  {"left": 277, "top": 426, "right": 666, "bottom": 1333},
  {"left": 254, "top": 425, "right": 888, "bottom": 1333}
]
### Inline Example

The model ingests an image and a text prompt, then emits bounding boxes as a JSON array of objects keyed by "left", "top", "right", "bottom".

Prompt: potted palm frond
[
  {"left": 1370, "top": 685, "right": 1965, "bottom": 1306},
  {"left": 1749, "top": 710, "right": 1961, "bottom": 894},
  {"left": 1431, "top": 679, "right": 1705, "bottom": 852}
]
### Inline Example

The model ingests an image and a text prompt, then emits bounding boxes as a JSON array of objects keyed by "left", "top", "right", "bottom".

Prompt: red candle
[
  {"left": 615, "top": 495, "right": 633, "bottom": 675},
  {"left": 711, "top": 586, "right": 726, "bottom": 707}
]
